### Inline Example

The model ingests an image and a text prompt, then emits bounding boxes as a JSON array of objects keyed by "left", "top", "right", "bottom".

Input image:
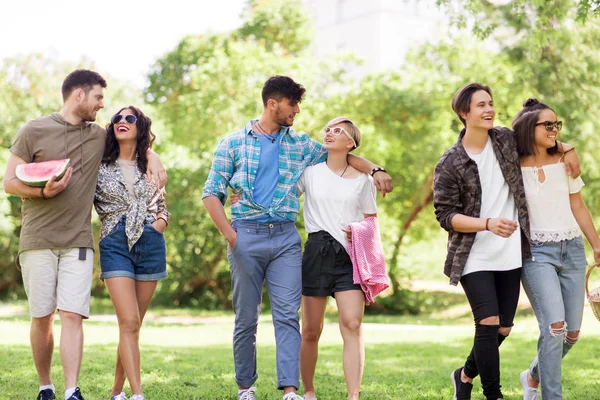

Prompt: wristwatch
[{"left": 370, "top": 167, "right": 387, "bottom": 177}]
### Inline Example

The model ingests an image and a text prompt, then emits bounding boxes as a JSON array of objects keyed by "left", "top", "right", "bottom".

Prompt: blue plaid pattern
[{"left": 202, "top": 120, "right": 326, "bottom": 221}]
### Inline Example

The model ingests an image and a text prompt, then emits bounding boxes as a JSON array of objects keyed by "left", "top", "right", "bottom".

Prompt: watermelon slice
[{"left": 15, "top": 159, "right": 71, "bottom": 187}]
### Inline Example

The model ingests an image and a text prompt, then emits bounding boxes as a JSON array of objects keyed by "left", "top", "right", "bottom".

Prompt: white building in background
[{"left": 303, "top": 0, "right": 443, "bottom": 75}]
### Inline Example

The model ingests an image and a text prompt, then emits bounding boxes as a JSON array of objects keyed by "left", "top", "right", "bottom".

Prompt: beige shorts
[{"left": 19, "top": 248, "right": 94, "bottom": 318}]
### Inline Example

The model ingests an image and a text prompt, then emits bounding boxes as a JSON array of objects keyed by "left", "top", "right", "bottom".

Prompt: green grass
[{"left": 2, "top": 304, "right": 600, "bottom": 399}]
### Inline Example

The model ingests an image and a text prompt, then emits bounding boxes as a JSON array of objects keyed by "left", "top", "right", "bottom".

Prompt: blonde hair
[{"left": 323, "top": 116, "right": 361, "bottom": 151}]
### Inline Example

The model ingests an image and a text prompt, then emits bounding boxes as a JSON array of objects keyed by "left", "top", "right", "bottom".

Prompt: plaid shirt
[
  {"left": 433, "top": 127, "right": 531, "bottom": 286},
  {"left": 202, "top": 120, "right": 327, "bottom": 222}
]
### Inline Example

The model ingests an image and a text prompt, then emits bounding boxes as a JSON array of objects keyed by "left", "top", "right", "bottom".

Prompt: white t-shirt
[
  {"left": 462, "top": 138, "right": 522, "bottom": 276},
  {"left": 297, "top": 162, "right": 378, "bottom": 251},
  {"left": 521, "top": 162, "right": 584, "bottom": 243}
]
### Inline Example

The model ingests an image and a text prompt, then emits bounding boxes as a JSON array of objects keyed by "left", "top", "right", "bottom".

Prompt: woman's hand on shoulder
[
  {"left": 146, "top": 150, "right": 168, "bottom": 188},
  {"left": 559, "top": 143, "right": 581, "bottom": 178}
]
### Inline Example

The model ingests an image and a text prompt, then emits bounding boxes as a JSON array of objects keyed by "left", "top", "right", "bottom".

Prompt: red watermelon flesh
[{"left": 16, "top": 159, "right": 71, "bottom": 187}]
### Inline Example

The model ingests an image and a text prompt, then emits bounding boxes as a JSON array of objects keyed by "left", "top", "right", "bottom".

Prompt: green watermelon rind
[{"left": 16, "top": 159, "right": 71, "bottom": 187}]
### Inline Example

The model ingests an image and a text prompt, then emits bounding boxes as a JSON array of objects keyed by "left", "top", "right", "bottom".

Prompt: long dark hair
[
  {"left": 103, "top": 106, "right": 155, "bottom": 173},
  {"left": 512, "top": 98, "right": 559, "bottom": 157}
]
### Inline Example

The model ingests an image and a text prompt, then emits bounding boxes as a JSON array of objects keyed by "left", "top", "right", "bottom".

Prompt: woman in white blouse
[{"left": 513, "top": 99, "right": 600, "bottom": 400}]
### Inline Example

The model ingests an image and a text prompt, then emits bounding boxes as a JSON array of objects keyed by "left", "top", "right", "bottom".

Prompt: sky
[{"left": 0, "top": 0, "right": 246, "bottom": 87}]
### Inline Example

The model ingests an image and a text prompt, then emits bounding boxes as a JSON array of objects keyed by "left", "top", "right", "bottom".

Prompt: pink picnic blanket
[{"left": 347, "top": 217, "right": 390, "bottom": 304}]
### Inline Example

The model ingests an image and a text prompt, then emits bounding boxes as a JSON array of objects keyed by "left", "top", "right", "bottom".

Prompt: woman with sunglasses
[
  {"left": 514, "top": 99, "right": 600, "bottom": 400},
  {"left": 433, "top": 84, "right": 583, "bottom": 400},
  {"left": 94, "top": 106, "right": 169, "bottom": 400},
  {"left": 298, "top": 117, "right": 378, "bottom": 400}
]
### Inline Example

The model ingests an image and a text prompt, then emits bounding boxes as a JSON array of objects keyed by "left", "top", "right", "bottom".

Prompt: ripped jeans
[{"left": 522, "top": 236, "right": 587, "bottom": 400}]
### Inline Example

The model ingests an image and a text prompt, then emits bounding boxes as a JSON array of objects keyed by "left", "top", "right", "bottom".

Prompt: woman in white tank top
[{"left": 514, "top": 99, "right": 600, "bottom": 400}]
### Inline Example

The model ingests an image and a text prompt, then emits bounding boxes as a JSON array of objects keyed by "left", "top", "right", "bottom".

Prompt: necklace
[
  {"left": 340, "top": 164, "right": 349, "bottom": 177},
  {"left": 255, "top": 121, "right": 280, "bottom": 143},
  {"left": 327, "top": 161, "right": 349, "bottom": 177}
]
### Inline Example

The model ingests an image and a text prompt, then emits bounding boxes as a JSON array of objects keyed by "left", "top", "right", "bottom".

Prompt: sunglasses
[
  {"left": 111, "top": 114, "right": 137, "bottom": 125},
  {"left": 323, "top": 126, "right": 357, "bottom": 148},
  {"left": 536, "top": 120, "right": 562, "bottom": 132}
]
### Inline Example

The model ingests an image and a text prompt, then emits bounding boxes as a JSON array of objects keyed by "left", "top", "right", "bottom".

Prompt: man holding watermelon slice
[
  {"left": 3, "top": 69, "right": 166, "bottom": 400},
  {"left": 203, "top": 75, "right": 392, "bottom": 400}
]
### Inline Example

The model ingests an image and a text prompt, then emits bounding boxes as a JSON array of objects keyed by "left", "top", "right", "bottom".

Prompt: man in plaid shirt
[{"left": 203, "top": 75, "right": 392, "bottom": 400}]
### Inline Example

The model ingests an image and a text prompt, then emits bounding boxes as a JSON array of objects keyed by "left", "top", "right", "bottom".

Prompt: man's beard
[
  {"left": 276, "top": 114, "right": 292, "bottom": 127},
  {"left": 76, "top": 104, "right": 96, "bottom": 122}
]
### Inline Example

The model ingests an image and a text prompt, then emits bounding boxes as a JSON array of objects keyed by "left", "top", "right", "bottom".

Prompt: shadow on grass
[{"left": 2, "top": 333, "right": 600, "bottom": 400}]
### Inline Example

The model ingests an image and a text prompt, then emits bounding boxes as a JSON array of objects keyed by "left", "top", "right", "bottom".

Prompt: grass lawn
[{"left": 2, "top": 301, "right": 600, "bottom": 400}]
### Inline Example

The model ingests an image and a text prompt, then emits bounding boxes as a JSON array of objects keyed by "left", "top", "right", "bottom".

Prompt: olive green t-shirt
[{"left": 10, "top": 113, "right": 106, "bottom": 253}]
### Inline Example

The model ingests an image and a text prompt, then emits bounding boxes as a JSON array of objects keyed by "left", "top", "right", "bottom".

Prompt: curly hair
[{"left": 103, "top": 106, "right": 156, "bottom": 173}]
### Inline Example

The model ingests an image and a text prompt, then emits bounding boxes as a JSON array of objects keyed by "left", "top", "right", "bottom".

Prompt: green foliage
[
  {"left": 3, "top": 0, "right": 600, "bottom": 313},
  {"left": 236, "top": 0, "right": 313, "bottom": 54},
  {"left": 437, "top": 0, "right": 599, "bottom": 38}
]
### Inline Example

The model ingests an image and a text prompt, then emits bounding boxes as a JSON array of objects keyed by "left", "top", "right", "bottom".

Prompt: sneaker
[
  {"left": 238, "top": 387, "right": 256, "bottom": 400},
  {"left": 520, "top": 370, "right": 539, "bottom": 400},
  {"left": 37, "top": 389, "right": 56, "bottom": 400},
  {"left": 110, "top": 393, "right": 128, "bottom": 400},
  {"left": 451, "top": 367, "right": 473, "bottom": 400},
  {"left": 283, "top": 394, "right": 304, "bottom": 400},
  {"left": 66, "top": 388, "right": 85, "bottom": 400},
  {"left": 130, "top": 395, "right": 145, "bottom": 400}
]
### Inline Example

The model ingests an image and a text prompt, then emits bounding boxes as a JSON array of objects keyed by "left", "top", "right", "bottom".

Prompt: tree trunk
[{"left": 388, "top": 170, "right": 434, "bottom": 291}]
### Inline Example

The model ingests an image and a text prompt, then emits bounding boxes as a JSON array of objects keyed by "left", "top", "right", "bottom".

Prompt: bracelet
[
  {"left": 485, "top": 218, "right": 490, "bottom": 231},
  {"left": 40, "top": 187, "right": 47, "bottom": 200},
  {"left": 563, "top": 147, "right": 575, "bottom": 155},
  {"left": 371, "top": 167, "right": 387, "bottom": 177},
  {"left": 157, "top": 216, "right": 169, "bottom": 226}
]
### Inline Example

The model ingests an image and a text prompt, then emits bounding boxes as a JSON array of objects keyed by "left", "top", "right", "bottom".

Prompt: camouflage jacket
[{"left": 433, "top": 127, "right": 531, "bottom": 286}]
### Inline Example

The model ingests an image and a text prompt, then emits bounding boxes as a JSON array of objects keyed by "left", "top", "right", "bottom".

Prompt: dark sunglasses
[
  {"left": 536, "top": 120, "right": 562, "bottom": 131},
  {"left": 111, "top": 114, "right": 137, "bottom": 125}
]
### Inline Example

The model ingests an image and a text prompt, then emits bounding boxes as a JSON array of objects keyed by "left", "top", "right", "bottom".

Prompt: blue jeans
[
  {"left": 522, "top": 236, "right": 587, "bottom": 400},
  {"left": 99, "top": 216, "right": 167, "bottom": 281},
  {"left": 227, "top": 220, "right": 302, "bottom": 390}
]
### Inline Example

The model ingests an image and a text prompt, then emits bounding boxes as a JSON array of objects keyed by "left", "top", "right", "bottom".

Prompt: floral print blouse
[{"left": 95, "top": 160, "right": 170, "bottom": 250}]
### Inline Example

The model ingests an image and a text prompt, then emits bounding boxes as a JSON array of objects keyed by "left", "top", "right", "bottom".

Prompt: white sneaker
[
  {"left": 283, "top": 394, "right": 304, "bottom": 400},
  {"left": 110, "top": 393, "right": 127, "bottom": 400},
  {"left": 520, "top": 370, "right": 539, "bottom": 400},
  {"left": 130, "top": 395, "right": 145, "bottom": 400},
  {"left": 238, "top": 387, "right": 256, "bottom": 400}
]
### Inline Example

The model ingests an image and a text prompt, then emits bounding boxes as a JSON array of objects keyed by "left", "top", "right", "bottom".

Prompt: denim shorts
[
  {"left": 99, "top": 217, "right": 167, "bottom": 281},
  {"left": 302, "top": 231, "right": 361, "bottom": 297}
]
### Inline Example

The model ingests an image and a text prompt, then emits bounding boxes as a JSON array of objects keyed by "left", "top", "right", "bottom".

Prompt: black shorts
[{"left": 302, "top": 231, "right": 362, "bottom": 297}]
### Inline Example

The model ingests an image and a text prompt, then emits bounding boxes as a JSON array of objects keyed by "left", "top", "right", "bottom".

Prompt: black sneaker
[
  {"left": 66, "top": 388, "right": 85, "bottom": 400},
  {"left": 451, "top": 367, "right": 473, "bottom": 400},
  {"left": 36, "top": 389, "right": 56, "bottom": 400}
]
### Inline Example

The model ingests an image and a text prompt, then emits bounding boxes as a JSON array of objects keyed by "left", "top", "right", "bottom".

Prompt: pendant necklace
[
  {"left": 327, "top": 161, "right": 349, "bottom": 177},
  {"left": 255, "top": 121, "right": 279, "bottom": 143}
]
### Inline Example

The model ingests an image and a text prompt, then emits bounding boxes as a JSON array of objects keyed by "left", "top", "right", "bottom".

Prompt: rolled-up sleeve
[
  {"left": 156, "top": 188, "right": 170, "bottom": 221},
  {"left": 202, "top": 138, "right": 234, "bottom": 205},
  {"left": 433, "top": 161, "right": 462, "bottom": 232},
  {"left": 307, "top": 138, "right": 327, "bottom": 166}
]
